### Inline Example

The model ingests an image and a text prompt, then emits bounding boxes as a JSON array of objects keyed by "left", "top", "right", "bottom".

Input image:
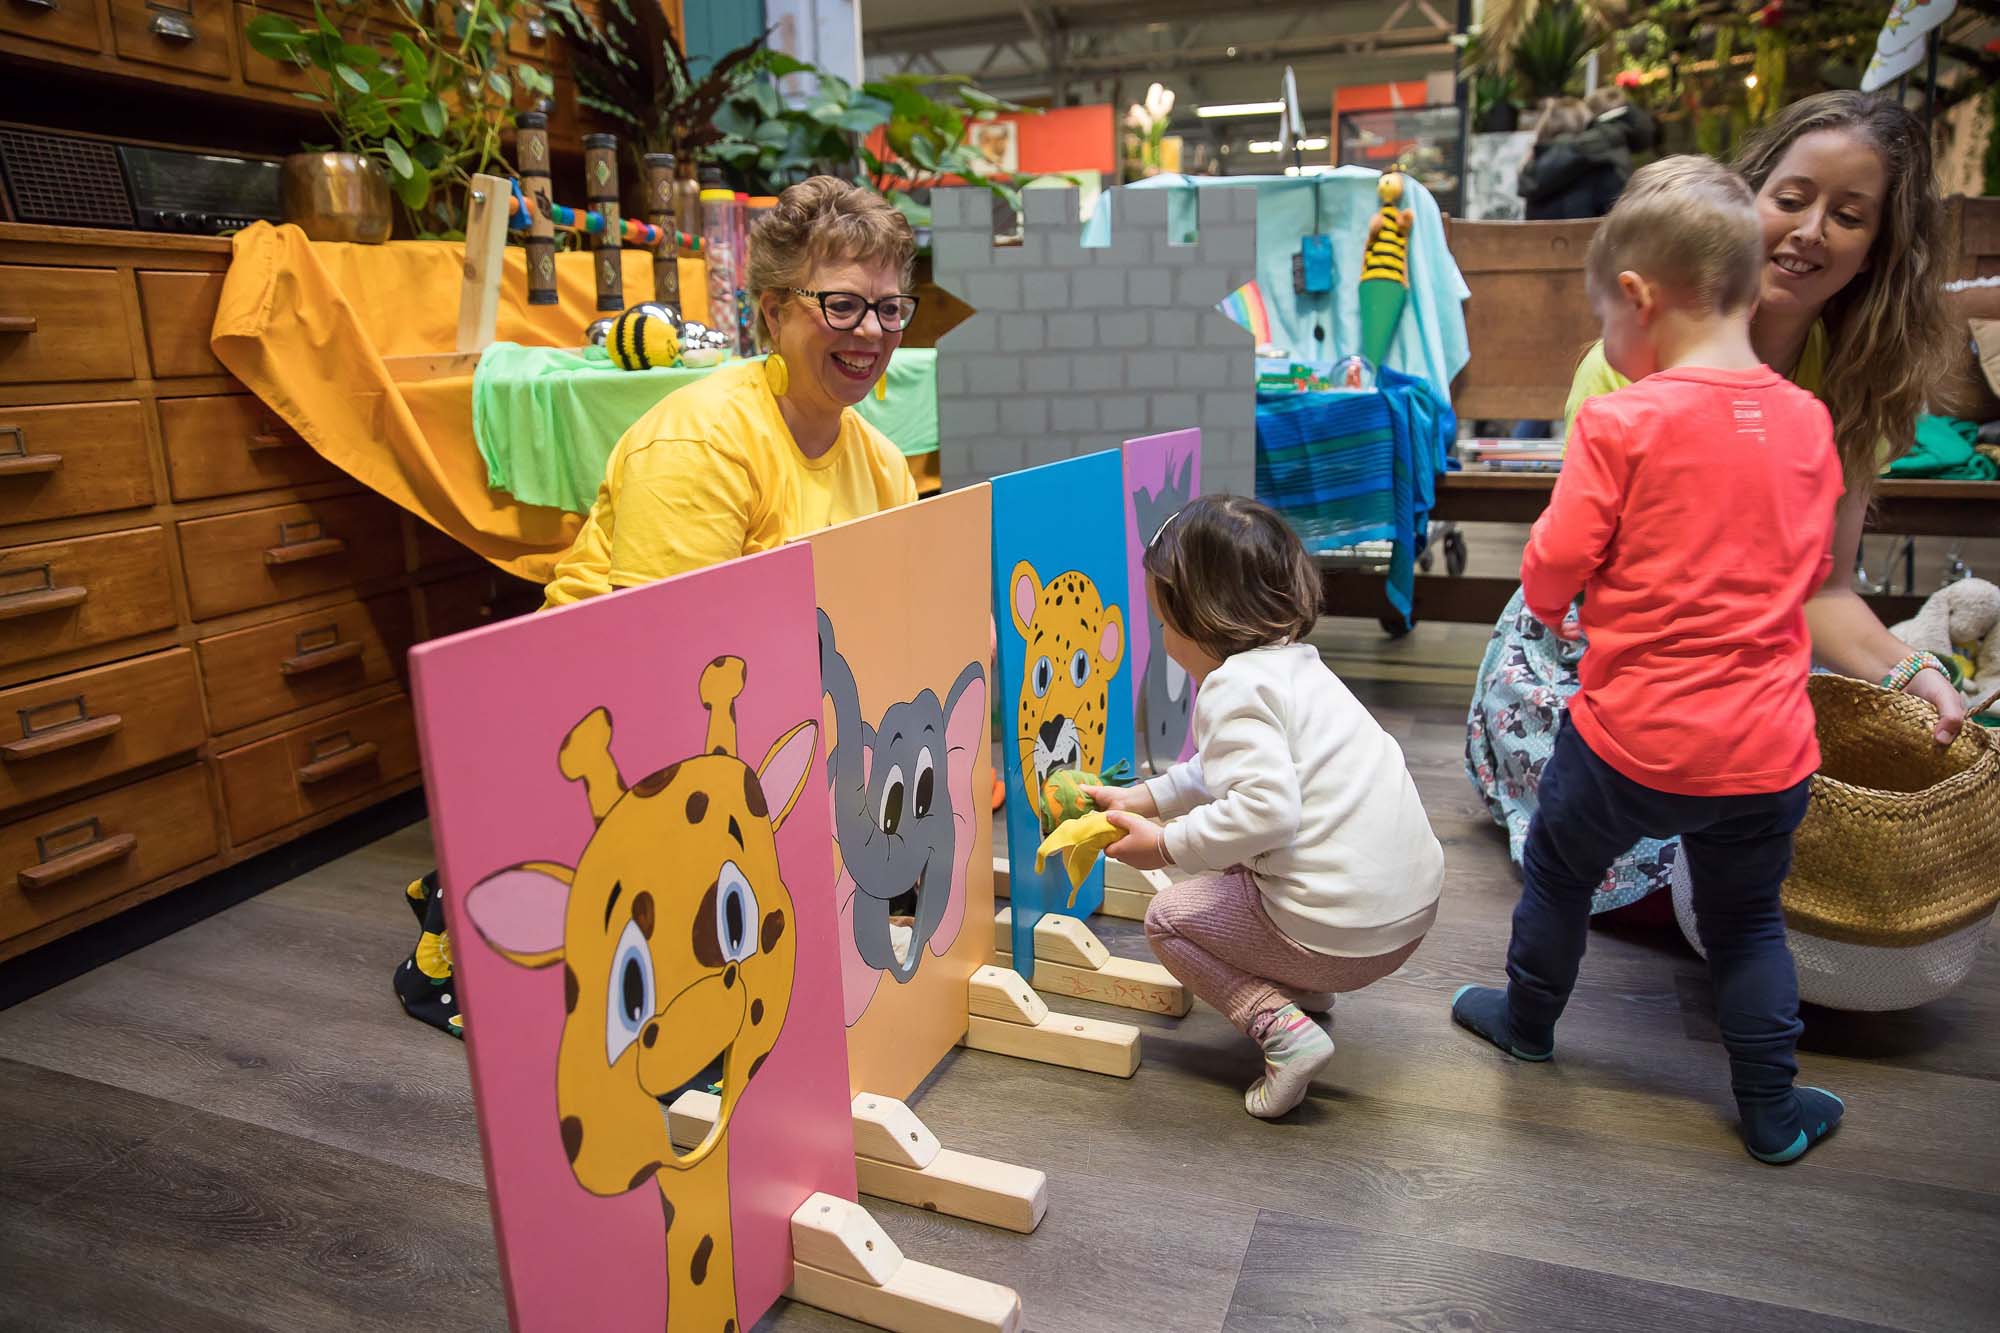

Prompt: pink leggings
[{"left": 1145, "top": 869, "right": 1422, "bottom": 1036}]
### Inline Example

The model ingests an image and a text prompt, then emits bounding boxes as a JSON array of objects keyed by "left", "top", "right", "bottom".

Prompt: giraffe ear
[
  {"left": 464, "top": 862, "right": 574, "bottom": 969},
  {"left": 758, "top": 720, "right": 819, "bottom": 832}
]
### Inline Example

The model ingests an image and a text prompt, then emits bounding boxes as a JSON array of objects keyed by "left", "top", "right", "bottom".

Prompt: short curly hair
[{"left": 748, "top": 176, "right": 916, "bottom": 344}]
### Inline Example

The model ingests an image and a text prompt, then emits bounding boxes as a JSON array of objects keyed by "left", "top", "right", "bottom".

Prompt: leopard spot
[
  {"left": 561, "top": 1117, "right": 583, "bottom": 1162},
  {"left": 662, "top": 1196, "right": 675, "bottom": 1231},
  {"left": 691, "top": 1234, "right": 714, "bottom": 1284},
  {"left": 563, "top": 964, "right": 579, "bottom": 1014},
  {"left": 743, "top": 767, "right": 767, "bottom": 818},
  {"left": 712, "top": 745, "right": 727, "bottom": 756},
  {"left": 723, "top": 964, "right": 737, "bottom": 989},
  {"left": 751, "top": 998, "right": 764, "bottom": 1025},
  {"left": 748, "top": 1053, "right": 767, "bottom": 1081},
  {"left": 633, "top": 891, "right": 655, "bottom": 938},
  {"left": 643, "top": 1022, "right": 659, "bottom": 1048},
  {"left": 629, "top": 1162, "right": 660, "bottom": 1189},
  {"left": 761, "top": 909, "right": 786, "bottom": 952},
  {"left": 686, "top": 790, "right": 710, "bottom": 823}
]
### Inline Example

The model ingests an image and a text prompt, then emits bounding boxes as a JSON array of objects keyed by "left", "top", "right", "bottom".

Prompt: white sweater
[{"left": 1144, "top": 642, "right": 1443, "bottom": 957}]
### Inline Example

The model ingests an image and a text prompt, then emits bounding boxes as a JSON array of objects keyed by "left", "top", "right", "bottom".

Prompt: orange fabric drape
[{"left": 211, "top": 221, "right": 710, "bottom": 582}]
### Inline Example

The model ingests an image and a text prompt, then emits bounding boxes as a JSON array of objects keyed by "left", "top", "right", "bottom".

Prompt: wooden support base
[
  {"left": 669, "top": 1087, "right": 1049, "bottom": 1233},
  {"left": 992, "top": 853, "right": 1167, "bottom": 922},
  {"left": 788, "top": 1192, "right": 1024, "bottom": 1332},
  {"left": 991, "top": 908, "right": 1191, "bottom": 1018},
  {"left": 961, "top": 964, "right": 1141, "bottom": 1079}
]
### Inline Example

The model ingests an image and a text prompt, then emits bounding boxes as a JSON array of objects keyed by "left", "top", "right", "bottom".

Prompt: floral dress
[{"left": 1464, "top": 586, "right": 1679, "bottom": 912}]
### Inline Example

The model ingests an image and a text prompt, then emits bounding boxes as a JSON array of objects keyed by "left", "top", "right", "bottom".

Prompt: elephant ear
[{"left": 932, "top": 665, "right": 987, "bottom": 956}]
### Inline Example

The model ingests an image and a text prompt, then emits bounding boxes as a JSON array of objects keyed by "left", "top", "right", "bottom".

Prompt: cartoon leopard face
[{"left": 1007, "top": 561, "right": 1124, "bottom": 827}]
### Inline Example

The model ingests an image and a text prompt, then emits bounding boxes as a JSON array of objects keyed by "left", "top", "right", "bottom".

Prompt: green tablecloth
[{"left": 471, "top": 344, "right": 938, "bottom": 514}]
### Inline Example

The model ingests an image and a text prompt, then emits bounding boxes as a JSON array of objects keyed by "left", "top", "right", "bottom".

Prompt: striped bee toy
[
  {"left": 1361, "top": 171, "right": 1414, "bottom": 286},
  {"left": 606, "top": 303, "right": 682, "bottom": 371}
]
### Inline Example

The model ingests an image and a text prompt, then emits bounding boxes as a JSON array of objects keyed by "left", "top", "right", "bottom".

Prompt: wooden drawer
[
  {"left": 160, "top": 394, "right": 342, "bottom": 500},
  {"left": 137, "top": 270, "right": 229, "bottom": 378},
  {"left": 0, "top": 0, "right": 104, "bottom": 51},
  {"left": 109, "top": 0, "right": 233, "bottom": 78},
  {"left": 0, "top": 401, "right": 155, "bottom": 526},
  {"left": 176, "top": 494, "right": 403, "bottom": 621},
  {"left": 0, "top": 265, "right": 136, "bottom": 384},
  {"left": 507, "top": 3, "right": 557, "bottom": 59},
  {"left": 0, "top": 649, "right": 204, "bottom": 813},
  {"left": 197, "top": 592, "right": 412, "bottom": 733},
  {"left": 412, "top": 518, "right": 483, "bottom": 573},
  {"left": 0, "top": 526, "right": 178, "bottom": 671},
  {"left": 1, "top": 763, "right": 218, "bottom": 945},
  {"left": 236, "top": 1, "right": 313, "bottom": 91},
  {"left": 217, "top": 693, "right": 418, "bottom": 843},
  {"left": 419, "top": 566, "right": 542, "bottom": 640}
]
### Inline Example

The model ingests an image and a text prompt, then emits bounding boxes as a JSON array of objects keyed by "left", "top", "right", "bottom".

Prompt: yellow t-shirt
[
  {"left": 541, "top": 359, "right": 919, "bottom": 607},
  {"left": 1561, "top": 321, "right": 1829, "bottom": 438}
]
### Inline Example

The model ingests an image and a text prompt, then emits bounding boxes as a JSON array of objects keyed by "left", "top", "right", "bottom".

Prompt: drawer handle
[
  {"left": 3, "top": 694, "right": 123, "bottom": 761},
  {"left": 297, "top": 733, "right": 380, "bottom": 785},
  {"left": 149, "top": 9, "right": 196, "bottom": 41},
  {"left": 0, "top": 565, "right": 87, "bottom": 621},
  {"left": 281, "top": 624, "right": 364, "bottom": 675},
  {"left": 526, "top": 16, "right": 547, "bottom": 39},
  {"left": 0, "top": 425, "right": 61, "bottom": 476},
  {"left": 16, "top": 0, "right": 60, "bottom": 11},
  {"left": 264, "top": 519, "right": 346, "bottom": 566},
  {"left": 19, "top": 818, "right": 137, "bottom": 892},
  {"left": 0, "top": 316, "right": 36, "bottom": 335},
  {"left": 247, "top": 431, "right": 302, "bottom": 452}
]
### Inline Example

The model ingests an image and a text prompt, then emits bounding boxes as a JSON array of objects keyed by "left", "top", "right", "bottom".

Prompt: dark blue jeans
[{"left": 1509, "top": 721, "right": 1811, "bottom": 1117}]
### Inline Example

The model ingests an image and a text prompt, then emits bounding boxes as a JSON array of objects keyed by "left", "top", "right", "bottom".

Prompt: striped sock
[{"left": 1244, "top": 1003, "right": 1334, "bottom": 1119}]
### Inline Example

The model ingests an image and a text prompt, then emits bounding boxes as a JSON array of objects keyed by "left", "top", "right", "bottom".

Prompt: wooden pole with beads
[
  {"left": 517, "top": 112, "right": 558, "bottom": 307},
  {"left": 644, "top": 151, "right": 681, "bottom": 317},
  {"left": 584, "top": 132, "right": 623, "bottom": 314}
]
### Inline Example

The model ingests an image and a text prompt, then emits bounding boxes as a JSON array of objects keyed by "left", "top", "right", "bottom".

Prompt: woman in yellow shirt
[
  {"left": 1466, "top": 92, "right": 1966, "bottom": 919},
  {"left": 541, "top": 175, "right": 920, "bottom": 605},
  {"left": 396, "top": 176, "right": 922, "bottom": 1037}
]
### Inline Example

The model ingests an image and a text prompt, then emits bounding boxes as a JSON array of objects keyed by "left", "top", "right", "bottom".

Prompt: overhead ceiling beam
[{"left": 869, "top": 0, "right": 1340, "bottom": 55}]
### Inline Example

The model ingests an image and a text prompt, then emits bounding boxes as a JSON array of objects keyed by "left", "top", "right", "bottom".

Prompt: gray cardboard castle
[{"left": 929, "top": 182, "right": 1259, "bottom": 496}]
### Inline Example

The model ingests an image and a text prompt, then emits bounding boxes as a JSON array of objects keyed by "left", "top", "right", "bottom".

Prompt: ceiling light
[
  {"left": 1299, "top": 136, "right": 1328, "bottom": 150},
  {"left": 1744, "top": 73, "right": 1759, "bottom": 88},
  {"left": 1197, "top": 100, "right": 1285, "bottom": 118},
  {"left": 1248, "top": 140, "right": 1281, "bottom": 153}
]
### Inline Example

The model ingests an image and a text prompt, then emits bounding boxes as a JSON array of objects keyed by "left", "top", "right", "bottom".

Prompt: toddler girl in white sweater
[{"left": 1088, "top": 496, "right": 1443, "bottom": 1118}]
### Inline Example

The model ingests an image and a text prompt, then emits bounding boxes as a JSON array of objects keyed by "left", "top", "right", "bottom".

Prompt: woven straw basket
[{"left": 1673, "top": 675, "right": 2000, "bottom": 1011}]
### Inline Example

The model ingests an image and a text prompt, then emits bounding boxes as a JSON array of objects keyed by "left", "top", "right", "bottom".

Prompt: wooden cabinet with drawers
[{"left": 0, "top": 222, "right": 534, "bottom": 961}]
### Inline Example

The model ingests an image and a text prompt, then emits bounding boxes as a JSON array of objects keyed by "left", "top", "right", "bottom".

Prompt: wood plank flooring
[{"left": 1, "top": 667, "right": 1995, "bottom": 1332}]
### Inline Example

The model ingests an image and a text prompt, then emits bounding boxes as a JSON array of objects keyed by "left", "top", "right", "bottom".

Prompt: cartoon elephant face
[
  {"left": 1130, "top": 452, "right": 1196, "bottom": 770},
  {"left": 819, "top": 610, "right": 984, "bottom": 1009}
]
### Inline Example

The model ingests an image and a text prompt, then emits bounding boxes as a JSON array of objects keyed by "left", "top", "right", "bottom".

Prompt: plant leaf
[
  {"left": 292, "top": 91, "right": 328, "bottom": 103},
  {"left": 244, "top": 14, "right": 306, "bottom": 59},
  {"left": 487, "top": 70, "right": 512, "bottom": 100},
  {"left": 393, "top": 162, "right": 431, "bottom": 210},
  {"left": 420, "top": 96, "right": 448, "bottom": 136},
  {"left": 388, "top": 32, "right": 428, "bottom": 81},
  {"left": 752, "top": 119, "right": 791, "bottom": 148},
  {"left": 335, "top": 64, "right": 371, "bottom": 93},
  {"left": 383, "top": 137, "right": 414, "bottom": 178}
]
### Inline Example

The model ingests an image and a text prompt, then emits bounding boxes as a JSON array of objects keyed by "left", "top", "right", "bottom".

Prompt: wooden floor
[{"left": 2, "top": 667, "right": 1996, "bottom": 1332}]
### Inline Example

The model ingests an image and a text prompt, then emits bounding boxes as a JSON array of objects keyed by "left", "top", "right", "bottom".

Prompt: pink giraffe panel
[{"left": 410, "top": 544, "right": 855, "bottom": 1332}]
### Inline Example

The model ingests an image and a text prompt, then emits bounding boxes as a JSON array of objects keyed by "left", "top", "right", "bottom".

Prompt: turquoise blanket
[{"left": 471, "top": 344, "right": 938, "bottom": 514}]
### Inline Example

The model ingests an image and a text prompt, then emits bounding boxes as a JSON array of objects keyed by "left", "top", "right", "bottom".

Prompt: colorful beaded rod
[{"left": 506, "top": 179, "right": 702, "bottom": 252}]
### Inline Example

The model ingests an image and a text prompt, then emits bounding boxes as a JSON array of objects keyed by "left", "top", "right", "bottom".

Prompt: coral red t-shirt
[{"left": 1521, "top": 365, "right": 1843, "bottom": 796}]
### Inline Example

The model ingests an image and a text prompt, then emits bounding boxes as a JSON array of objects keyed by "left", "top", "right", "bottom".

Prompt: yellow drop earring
[
  {"left": 873, "top": 375, "right": 888, "bottom": 401},
  {"left": 764, "top": 352, "right": 790, "bottom": 397}
]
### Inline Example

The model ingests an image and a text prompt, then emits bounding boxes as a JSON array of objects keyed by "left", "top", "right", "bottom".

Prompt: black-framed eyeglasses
[{"left": 791, "top": 288, "right": 920, "bottom": 332}]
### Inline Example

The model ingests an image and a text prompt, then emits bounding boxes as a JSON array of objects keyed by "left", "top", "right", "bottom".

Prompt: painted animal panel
[
  {"left": 819, "top": 609, "right": 986, "bottom": 1024},
  {"left": 1128, "top": 450, "right": 1196, "bottom": 771},
  {"left": 1008, "top": 561, "right": 1125, "bottom": 828},
  {"left": 462, "top": 658, "right": 816, "bottom": 1333}
]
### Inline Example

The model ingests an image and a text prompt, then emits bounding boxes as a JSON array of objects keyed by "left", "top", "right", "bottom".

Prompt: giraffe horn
[
  {"left": 559, "top": 706, "right": 625, "bottom": 822},
  {"left": 700, "top": 656, "right": 748, "bottom": 756}
]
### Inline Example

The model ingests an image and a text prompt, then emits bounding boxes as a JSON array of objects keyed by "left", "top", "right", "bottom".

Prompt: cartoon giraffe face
[
  {"left": 465, "top": 657, "right": 817, "bottom": 1197},
  {"left": 1008, "top": 561, "right": 1124, "bottom": 825}
]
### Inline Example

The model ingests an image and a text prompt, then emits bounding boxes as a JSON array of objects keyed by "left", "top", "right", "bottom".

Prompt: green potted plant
[{"left": 247, "top": 0, "right": 559, "bottom": 238}]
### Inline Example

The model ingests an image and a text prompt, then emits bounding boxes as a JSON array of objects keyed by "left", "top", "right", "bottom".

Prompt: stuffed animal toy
[
  {"left": 1889, "top": 576, "right": 2000, "bottom": 707},
  {"left": 1033, "top": 764, "right": 1136, "bottom": 907}
]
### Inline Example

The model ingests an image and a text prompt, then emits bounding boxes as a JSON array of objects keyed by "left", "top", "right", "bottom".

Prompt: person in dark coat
[{"left": 1517, "top": 97, "right": 1631, "bottom": 221}]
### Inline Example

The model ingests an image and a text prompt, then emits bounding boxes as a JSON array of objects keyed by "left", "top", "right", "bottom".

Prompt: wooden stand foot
[
  {"left": 992, "top": 908, "right": 1191, "bottom": 1017},
  {"left": 670, "top": 1086, "right": 1050, "bottom": 1233},
  {"left": 993, "top": 853, "right": 1167, "bottom": 922},
  {"left": 960, "top": 964, "right": 1141, "bottom": 1078},
  {"left": 788, "top": 1192, "right": 1023, "bottom": 1332}
]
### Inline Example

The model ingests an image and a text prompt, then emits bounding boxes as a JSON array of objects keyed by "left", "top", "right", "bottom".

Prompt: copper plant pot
[{"left": 281, "top": 152, "right": 393, "bottom": 243}]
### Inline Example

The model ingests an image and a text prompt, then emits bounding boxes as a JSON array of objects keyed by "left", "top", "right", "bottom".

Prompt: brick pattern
[{"left": 931, "top": 184, "right": 1260, "bottom": 495}]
